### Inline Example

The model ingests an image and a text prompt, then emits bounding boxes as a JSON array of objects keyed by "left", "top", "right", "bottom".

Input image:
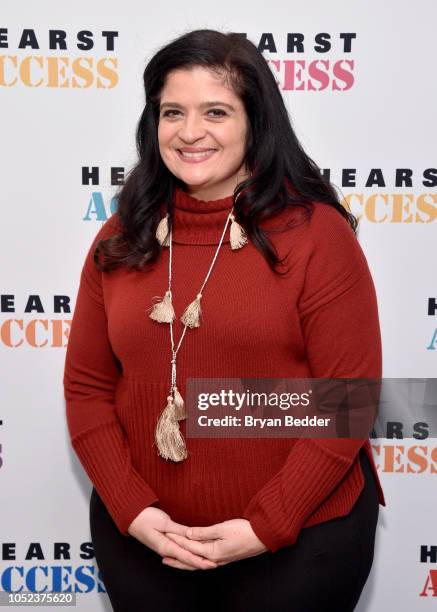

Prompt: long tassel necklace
[{"left": 147, "top": 200, "right": 248, "bottom": 462}]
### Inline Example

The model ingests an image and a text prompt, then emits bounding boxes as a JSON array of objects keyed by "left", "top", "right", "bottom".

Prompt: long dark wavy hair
[{"left": 95, "top": 28, "right": 357, "bottom": 276}]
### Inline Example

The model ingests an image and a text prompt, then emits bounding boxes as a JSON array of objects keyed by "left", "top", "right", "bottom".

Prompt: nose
[{"left": 177, "top": 113, "right": 206, "bottom": 143}]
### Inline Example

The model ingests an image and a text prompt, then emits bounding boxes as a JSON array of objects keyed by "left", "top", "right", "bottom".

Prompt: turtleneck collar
[{"left": 171, "top": 186, "right": 235, "bottom": 246}]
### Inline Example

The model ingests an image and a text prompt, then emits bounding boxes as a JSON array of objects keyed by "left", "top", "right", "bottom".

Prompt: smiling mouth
[{"left": 176, "top": 149, "right": 217, "bottom": 161}]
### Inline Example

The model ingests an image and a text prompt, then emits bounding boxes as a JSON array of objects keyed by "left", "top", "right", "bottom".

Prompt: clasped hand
[{"left": 128, "top": 506, "right": 268, "bottom": 570}]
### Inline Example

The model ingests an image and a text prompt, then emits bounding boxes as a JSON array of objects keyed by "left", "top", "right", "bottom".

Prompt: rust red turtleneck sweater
[{"left": 63, "top": 186, "right": 386, "bottom": 553}]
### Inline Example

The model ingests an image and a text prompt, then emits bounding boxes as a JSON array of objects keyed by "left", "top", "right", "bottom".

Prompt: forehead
[{"left": 160, "top": 66, "right": 241, "bottom": 105}]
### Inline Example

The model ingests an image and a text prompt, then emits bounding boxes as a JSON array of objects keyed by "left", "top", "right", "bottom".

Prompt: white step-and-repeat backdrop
[{"left": 1, "top": 1, "right": 436, "bottom": 610}]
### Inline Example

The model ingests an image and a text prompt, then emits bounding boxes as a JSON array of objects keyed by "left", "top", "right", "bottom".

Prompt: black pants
[{"left": 90, "top": 448, "right": 379, "bottom": 611}]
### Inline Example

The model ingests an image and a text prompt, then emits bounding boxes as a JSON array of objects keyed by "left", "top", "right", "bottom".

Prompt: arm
[
  {"left": 63, "top": 216, "right": 159, "bottom": 535},
  {"left": 242, "top": 203, "right": 382, "bottom": 553}
]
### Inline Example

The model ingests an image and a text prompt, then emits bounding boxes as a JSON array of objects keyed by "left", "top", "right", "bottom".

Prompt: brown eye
[{"left": 208, "top": 109, "right": 227, "bottom": 117}]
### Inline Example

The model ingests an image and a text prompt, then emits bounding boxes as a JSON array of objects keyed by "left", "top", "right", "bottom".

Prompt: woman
[{"left": 64, "top": 28, "right": 386, "bottom": 611}]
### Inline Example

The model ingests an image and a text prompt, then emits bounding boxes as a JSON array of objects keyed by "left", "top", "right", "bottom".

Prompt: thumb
[{"left": 187, "top": 525, "right": 222, "bottom": 540}]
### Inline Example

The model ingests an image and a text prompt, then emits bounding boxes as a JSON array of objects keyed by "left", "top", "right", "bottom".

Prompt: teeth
[{"left": 180, "top": 150, "right": 215, "bottom": 158}]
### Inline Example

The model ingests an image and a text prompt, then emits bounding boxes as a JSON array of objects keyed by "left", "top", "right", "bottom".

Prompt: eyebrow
[{"left": 160, "top": 101, "right": 236, "bottom": 112}]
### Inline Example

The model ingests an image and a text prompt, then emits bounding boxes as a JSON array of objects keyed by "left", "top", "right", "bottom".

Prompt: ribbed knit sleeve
[
  {"left": 242, "top": 203, "right": 382, "bottom": 553},
  {"left": 63, "top": 215, "right": 159, "bottom": 535}
]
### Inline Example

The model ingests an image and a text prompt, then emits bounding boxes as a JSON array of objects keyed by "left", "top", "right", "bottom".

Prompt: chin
[{"left": 176, "top": 171, "right": 215, "bottom": 186}]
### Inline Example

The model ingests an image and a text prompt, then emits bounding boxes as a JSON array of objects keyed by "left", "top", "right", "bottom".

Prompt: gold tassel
[
  {"left": 180, "top": 293, "right": 203, "bottom": 328},
  {"left": 173, "top": 385, "right": 186, "bottom": 420},
  {"left": 148, "top": 290, "right": 175, "bottom": 323},
  {"left": 155, "top": 395, "right": 188, "bottom": 462},
  {"left": 156, "top": 214, "right": 170, "bottom": 246},
  {"left": 229, "top": 213, "right": 248, "bottom": 250}
]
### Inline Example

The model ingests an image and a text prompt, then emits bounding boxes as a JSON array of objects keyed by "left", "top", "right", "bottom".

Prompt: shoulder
[
  {"left": 272, "top": 200, "right": 365, "bottom": 268},
  {"left": 281, "top": 178, "right": 357, "bottom": 251},
  {"left": 83, "top": 213, "right": 123, "bottom": 267},
  {"left": 304, "top": 200, "right": 356, "bottom": 240},
  {"left": 92, "top": 212, "right": 123, "bottom": 244},
  {"left": 302, "top": 201, "right": 367, "bottom": 271},
  {"left": 82, "top": 212, "right": 123, "bottom": 278}
]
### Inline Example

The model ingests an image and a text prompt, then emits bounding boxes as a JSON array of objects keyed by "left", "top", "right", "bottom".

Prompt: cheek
[
  {"left": 221, "top": 122, "right": 248, "bottom": 159},
  {"left": 225, "top": 132, "right": 247, "bottom": 162},
  {"left": 157, "top": 123, "right": 173, "bottom": 150}
]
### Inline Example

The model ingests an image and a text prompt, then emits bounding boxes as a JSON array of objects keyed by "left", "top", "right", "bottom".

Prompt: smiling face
[{"left": 157, "top": 66, "right": 250, "bottom": 201}]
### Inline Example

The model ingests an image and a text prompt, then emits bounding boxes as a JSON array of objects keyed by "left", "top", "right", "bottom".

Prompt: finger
[
  {"left": 162, "top": 557, "right": 197, "bottom": 571},
  {"left": 165, "top": 532, "right": 216, "bottom": 559},
  {"left": 166, "top": 532, "right": 217, "bottom": 544},
  {"left": 187, "top": 525, "right": 223, "bottom": 540},
  {"left": 163, "top": 519, "right": 192, "bottom": 537},
  {"left": 165, "top": 532, "right": 217, "bottom": 544},
  {"left": 162, "top": 537, "right": 217, "bottom": 570}
]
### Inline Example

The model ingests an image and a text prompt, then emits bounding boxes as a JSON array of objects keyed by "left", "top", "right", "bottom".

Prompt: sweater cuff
[
  {"left": 242, "top": 439, "right": 355, "bottom": 553},
  {"left": 116, "top": 492, "right": 160, "bottom": 537}
]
